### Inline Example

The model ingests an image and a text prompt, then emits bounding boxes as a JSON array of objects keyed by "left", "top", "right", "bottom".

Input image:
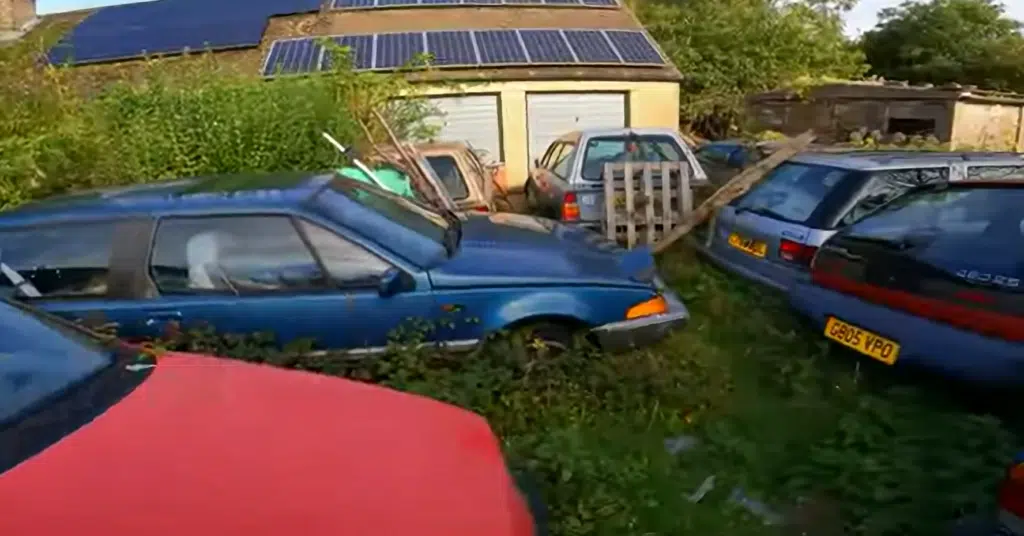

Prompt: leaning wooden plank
[{"left": 651, "top": 130, "right": 816, "bottom": 255}]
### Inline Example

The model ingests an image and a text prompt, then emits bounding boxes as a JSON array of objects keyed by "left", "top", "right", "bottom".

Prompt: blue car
[
  {"left": 789, "top": 179, "right": 1024, "bottom": 385},
  {"left": 0, "top": 172, "right": 687, "bottom": 354}
]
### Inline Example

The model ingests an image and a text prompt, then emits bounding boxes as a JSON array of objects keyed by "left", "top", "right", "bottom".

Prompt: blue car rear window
[
  {"left": 734, "top": 162, "right": 858, "bottom": 225},
  {"left": 844, "top": 186, "right": 1024, "bottom": 285}
]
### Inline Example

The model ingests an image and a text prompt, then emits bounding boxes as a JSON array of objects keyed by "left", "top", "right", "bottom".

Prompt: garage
[
  {"left": 422, "top": 94, "right": 502, "bottom": 163},
  {"left": 525, "top": 92, "right": 627, "bottom": 167}
]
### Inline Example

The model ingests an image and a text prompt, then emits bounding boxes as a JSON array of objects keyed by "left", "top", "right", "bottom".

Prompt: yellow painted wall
[
  {"left": 951, "top": 101, "right": 1024, "bottom": 151},
  {"left": 412, "top": 80, "right": 681, "bottom": 190}
]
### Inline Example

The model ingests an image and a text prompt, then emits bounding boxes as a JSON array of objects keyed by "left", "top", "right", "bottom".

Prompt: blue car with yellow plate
[
  {"left": 789, "top": 180, "right": 1024, "bottom": 385},
  {"left": 0, "top": 172, "right": 687, "bottom": 354}
]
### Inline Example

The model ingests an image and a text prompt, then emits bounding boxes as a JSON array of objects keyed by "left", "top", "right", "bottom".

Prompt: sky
[{"left": 33, "top": 0, "right": 1024, "bottom": 36}]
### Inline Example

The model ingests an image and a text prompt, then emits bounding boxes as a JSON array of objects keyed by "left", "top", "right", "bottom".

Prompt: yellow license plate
[
  {"left": 727, "top": 233, "right": 767, "bottom": 258},
  {"left": 824, "top": 317, "right": 901, "bottom": 365}
]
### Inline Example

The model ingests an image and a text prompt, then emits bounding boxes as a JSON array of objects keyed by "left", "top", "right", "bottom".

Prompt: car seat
[{"left": 185, "top": 231, "right": 229, "bottom": 290}]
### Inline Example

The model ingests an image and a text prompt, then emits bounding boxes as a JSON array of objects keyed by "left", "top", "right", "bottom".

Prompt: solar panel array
[
  {"left": 262, "top": 28, "right": 665, "bottom": 76},
  {"left": 47, "top": 0, "right": 323, "bottom": 65},
  {"left": 333, "top": 0, "right": 616, "bottom": 8}
]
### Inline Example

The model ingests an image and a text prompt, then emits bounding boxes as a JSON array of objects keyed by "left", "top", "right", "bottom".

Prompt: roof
[
  {"left": 790, "top": 150, "right": 1024, "bottom": 171},
  {"left": 262, "top": 7, "right": 681, "bottom": 82},
  {"left": 748, "top": 81, "right": 1024, "bottom": 106},
  {"left": 554, "top": 127, "right": 681, "bottom": 143},
  {"left": 0, "top": 172, "right": 332, "bottom": 225}
]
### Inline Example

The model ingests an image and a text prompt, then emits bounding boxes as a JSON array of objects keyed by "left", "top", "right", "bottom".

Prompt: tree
[
  {"left": 638, "top": 0, "right": 867, "bottom": 137},
  {"left": 860, "top": 0, "right": 1024, "bottom": 92}
]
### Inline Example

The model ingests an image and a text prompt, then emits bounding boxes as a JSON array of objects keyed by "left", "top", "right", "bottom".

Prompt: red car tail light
[
  {"left": 999, "top": 463, "right": 1024, "bottom": 518},
  {"left": 778, "top": 239, "right": 817, "bottom": 266},
  {"left": 561, "top": 192, "right": 580, "bottom": 221}
]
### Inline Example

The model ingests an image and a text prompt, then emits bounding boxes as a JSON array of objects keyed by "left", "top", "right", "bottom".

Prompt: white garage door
[
  {"left": 421, "top": 95, "right": 502, "bottom": 163},
  {"left": 526, "top": 93, "right": 626, "bottom": 167}
]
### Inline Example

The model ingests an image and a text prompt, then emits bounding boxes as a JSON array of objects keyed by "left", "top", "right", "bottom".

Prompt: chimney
[{"left": 0, "top": 0, "right": 36, "bottom": 32}]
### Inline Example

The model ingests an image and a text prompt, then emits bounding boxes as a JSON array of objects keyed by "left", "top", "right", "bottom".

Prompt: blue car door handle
[{"left": 145, "top": 310, "right": 182, "bottom": 326}]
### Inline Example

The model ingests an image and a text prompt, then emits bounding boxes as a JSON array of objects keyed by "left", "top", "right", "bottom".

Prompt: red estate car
[{"left": 0, "top": 299, "right": 542, "bottom": 536}]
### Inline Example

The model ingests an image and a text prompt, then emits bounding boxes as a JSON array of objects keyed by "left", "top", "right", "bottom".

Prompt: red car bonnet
[{"left": 0, "top": 352, "right": 532, "bottom": 536}]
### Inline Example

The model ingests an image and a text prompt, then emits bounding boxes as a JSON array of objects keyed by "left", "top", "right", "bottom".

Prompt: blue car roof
[
  {"left": 791, "top": 150, "right": 1024, "bottom": 171},
  {"left": 0, "top": 172, "right": 335, "bottom": 226}
]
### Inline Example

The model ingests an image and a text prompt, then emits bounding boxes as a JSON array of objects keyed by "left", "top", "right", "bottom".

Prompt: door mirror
[
  {"left": 377, "top": 267, "right": 407, "bottom": 298},
  {"left": 534, "top": 158, "right": 541, "bottom": 169}
]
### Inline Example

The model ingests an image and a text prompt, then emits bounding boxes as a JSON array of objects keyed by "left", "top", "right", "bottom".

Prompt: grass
[{"left": 163, "top": 244, "right": 1019, "bottom": 536}]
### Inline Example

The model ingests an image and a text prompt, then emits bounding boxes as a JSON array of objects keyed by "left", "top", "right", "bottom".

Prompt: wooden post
[
  {"left": 624, "top": 162, "right": 636, "bottom": 248},
  {"left": 603, "top": 163, "right": 616, "bottom": 241},
  {"left": 643, "top": 165, "right": 655, "bottom": 245},
  {"left": 651, "top": 130, "right": 815, "bottom": 255},
  {"left": 660, "top": 162, "right": 673, "bottom": 239}
]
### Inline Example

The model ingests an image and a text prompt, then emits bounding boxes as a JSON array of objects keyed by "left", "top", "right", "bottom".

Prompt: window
[
  {"left": 549, "top": 143, "right": 578, "bottom": 179},
  {"left": 886, "top": 117, "right": 936, "bottom": 136},
  {"left": 967, "top": 165, "right": 1024, "bottom": 181},
  {"left": 0, "top": 300, "right": 113, "bottom": 428},
  {"left": 150, "top": 216, "right": 327, "bottom": 295},
  {"left": 696, "top": 145, "right": 733, "bottom": 166},
  {"left": 297, "top": 220, "right": 392, "bottom": 288},
  {"left": 326, "top": 179, "right": 449, "bottom": 245},
  {"left": 425, "top": 155, "right": 469, "bottom": 200},
  {"left": 734, "top": 163, "right": 856, "bottom": 224},
  {"left": 844, "top": 186, "right": 1024, "bottom": 282},
  {"left": 0, "top": 221, "right": 117, "bottom": 299},
  {"left": 580, "top": 136, "right": 686, "bottom": 180},
  {"left": 539, "top": 142, "right": 568, "bottom": 169},
  {"left": 840, "top": 167, "right": 950, "bottom": 226}
]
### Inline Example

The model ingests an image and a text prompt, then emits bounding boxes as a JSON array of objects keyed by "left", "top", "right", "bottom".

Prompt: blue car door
[{"left": 131, "top": 213, "right": 436, "bottom": 351}]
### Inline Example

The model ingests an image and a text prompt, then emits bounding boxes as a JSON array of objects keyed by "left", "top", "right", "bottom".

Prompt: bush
[{"left": 0, "top": 40, "right": 435, "bottom": 207}]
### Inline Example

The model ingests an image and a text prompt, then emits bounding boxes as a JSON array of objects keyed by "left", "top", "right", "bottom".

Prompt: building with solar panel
[{"left": 18, "top": 0, "right": 683, "bottom": 190}]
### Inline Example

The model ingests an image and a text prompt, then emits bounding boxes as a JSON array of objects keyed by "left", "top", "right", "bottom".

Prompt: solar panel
[
  {"left": 326, "top": 34, "right": 375, "bottom": 70},
  {"left": 519, "top": 29, "right": 575, "bottom": 63},
  {"left": 605, "top": 30, "right": 663, "bottom": 64},
  {"left": 580, "top": 0, "right": 617, "bottom": 4},
  {"left": 375, "top": 32, "right": 425, "bottom": 69},
  {"left": 474, "top": 30, "right": 527, "bottom": 65},
  {"left": 426, "top": 31, "right": 477, "bottom": 66},
  {"left": 502, "top": 0, "right": 545, "bottom": 3},
  {"left": 262, "top": 38, "right": 325, "bottom": 75},
  {"left": 332, "top": 0, "right": 373, "bottom": 7},
  {"left": 377, "top": 0, "right": 419, "bottom": 5},
  {"left": 422, "top": 0, "right": 460, "bottom": 4},
  {"left": 543, "top": 0, "right": 582, "bottom": 4},
  {"left": 261, "top": 27, "right": 667, "bottom": 77},
  {"left": 48, "top": 0, "right": 323, "bottom": 65},
  {"left": 564, "top": 30, "right": 620, "bottom": 64}
]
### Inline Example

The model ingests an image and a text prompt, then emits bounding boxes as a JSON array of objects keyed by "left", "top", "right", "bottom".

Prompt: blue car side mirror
[{"left": 378, "top": 267, "right": 408, "bottom": 298}]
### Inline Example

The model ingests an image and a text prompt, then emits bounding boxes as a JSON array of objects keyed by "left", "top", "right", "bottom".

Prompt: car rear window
[
  {"left": 733, "top": 162, "right": 857, "bottom": 225},
  {"left": 580, "top": 136, "right": 685, "bottom": 181},
  {"left": 425, "top": 155, "right": 469, "bottom": 200},
  {"left": 844, "top": 186, "right": 1024, "bottom": 285},
  {"left": 0, "top": 221, "right": 117, "bottom": 299}
]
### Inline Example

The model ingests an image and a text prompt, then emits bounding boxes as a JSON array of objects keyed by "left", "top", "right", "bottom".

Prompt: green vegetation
[
  {"left": 150, "top": 248, "right": 1017, "bottom": 535},
  {"left": 861, "top": 0, "right": 1024, "bottom": 93},
  {"left": 638, "top": 0, "right": 1024, "bottom": 137},
  {"left": 637, "top": 0, "right": 866, "bottom": 137},
  {"left": 2, "top": 8, "right": 1022, "bottom": 536},
  {"left": 0, "top": 37, "right": 433, "bottom": 209}
]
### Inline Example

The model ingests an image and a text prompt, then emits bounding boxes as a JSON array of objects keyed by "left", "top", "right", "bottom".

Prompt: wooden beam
[{"left": 651, "top": 130, "right": 816, "bottom": 255}]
